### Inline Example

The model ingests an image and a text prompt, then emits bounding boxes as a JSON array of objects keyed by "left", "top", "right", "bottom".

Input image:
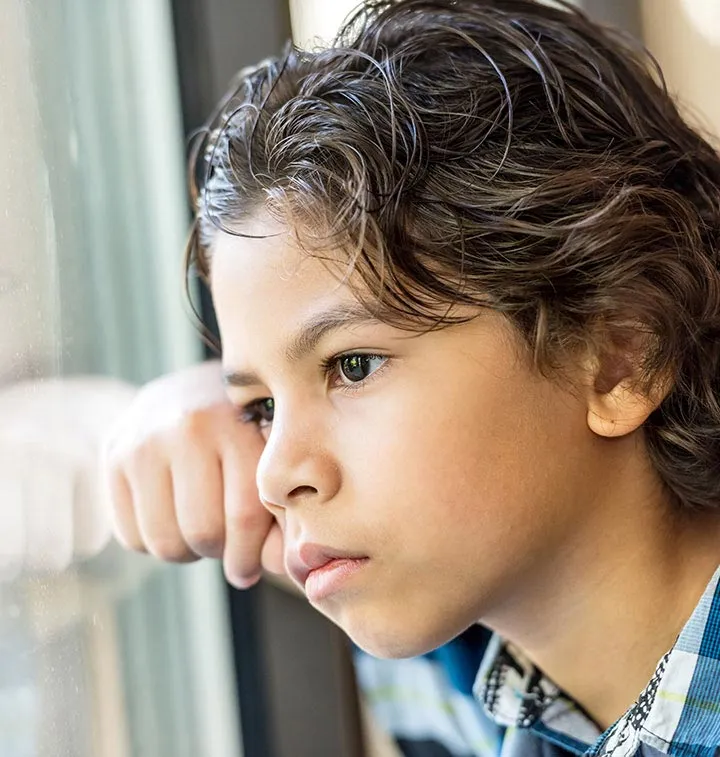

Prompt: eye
[
  {"left": 335, "top": 354, "right": 387, "bottom": 384},
  {"left": 238, "top": 397, "right": 275, "bottom": 427}
]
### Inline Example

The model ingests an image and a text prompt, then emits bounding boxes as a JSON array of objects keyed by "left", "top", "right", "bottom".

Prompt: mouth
[{"left": 286, "top": 542, "right": 370, "bottom": 602}]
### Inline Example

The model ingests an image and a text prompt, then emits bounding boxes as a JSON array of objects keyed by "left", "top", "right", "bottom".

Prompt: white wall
[
  {"left": 288, "top": 0, "right": 644, "bottom": 48},
  {"left": 289, "top": 0, "right": 360, "bottom": 48},
  {"left": 641, "top": 0, "right": 720, "bottom": 142}
]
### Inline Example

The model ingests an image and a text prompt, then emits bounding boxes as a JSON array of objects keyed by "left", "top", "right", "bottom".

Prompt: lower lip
[{"left": 304, "top": 558, "right": 369, "bottom": 602}]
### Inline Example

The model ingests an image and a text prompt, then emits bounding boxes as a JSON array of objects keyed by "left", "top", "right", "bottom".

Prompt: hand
[
  {"left": 101, "top": 360, "right": 285, "bottom": 588},
  {"left": 0, "top": 376, "right": 137, "bottom": 581}
]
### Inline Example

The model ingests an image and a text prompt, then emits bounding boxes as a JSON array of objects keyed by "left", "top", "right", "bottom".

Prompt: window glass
[{"left": 0, "top": 2, "right": 241, "bottom": 755}]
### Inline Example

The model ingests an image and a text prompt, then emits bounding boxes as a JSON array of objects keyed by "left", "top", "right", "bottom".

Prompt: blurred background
[{"left": 0, "top": 1, "right": 717, "bottom": 756}]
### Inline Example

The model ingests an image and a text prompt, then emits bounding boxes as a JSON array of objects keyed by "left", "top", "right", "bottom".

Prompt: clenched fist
[{"left": 101, "top": 360, "right": 285, "bottom": 588}]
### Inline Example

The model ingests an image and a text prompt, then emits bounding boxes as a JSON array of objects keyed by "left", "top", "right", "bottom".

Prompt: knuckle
[
  {"left": 178, "top": 409, "right": 214, "bottom": 441},
  {"left": 124, "top": 443, "right": 163, "bottom": 478},
  {"left": 226, "top": 508, "right": 264, "bottom": 535}
]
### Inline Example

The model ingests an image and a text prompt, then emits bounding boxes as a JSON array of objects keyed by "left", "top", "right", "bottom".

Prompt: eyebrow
[{"left": 222, "top": 304, "right": 383, "bottom": 388}]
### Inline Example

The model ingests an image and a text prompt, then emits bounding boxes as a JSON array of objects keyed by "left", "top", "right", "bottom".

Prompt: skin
[{"left": 211, "top": 217, "right": 720, "bottom": 729}]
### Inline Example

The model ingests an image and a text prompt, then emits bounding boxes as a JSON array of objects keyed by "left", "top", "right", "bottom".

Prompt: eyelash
[{"left": 237, "top": 352, "right": 389, "bottom": 428}]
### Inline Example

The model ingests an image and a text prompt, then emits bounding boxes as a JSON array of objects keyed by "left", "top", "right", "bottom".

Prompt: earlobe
[
  {"left": 582, "top": 346, "right": 672, "bottom": 438},
  {"left": 586, "top": 380, "right": 661, "bottom": 438}
]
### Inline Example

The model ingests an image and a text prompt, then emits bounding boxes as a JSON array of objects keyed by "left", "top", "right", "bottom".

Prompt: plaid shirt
[{"left": 356, "top": 566, "right": 720, "bottom": 757}]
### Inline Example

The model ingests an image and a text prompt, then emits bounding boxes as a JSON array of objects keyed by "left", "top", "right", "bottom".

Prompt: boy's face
[{"left": 212, "top": 220, "right": 620, "bottom": 658}]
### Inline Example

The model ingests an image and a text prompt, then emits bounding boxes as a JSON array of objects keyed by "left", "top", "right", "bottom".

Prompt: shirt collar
[
  {"left": 473, "top": 633, "right": 601, "bottom": 755},
  {"left": 473, "top": 565, "right": 720, "bottom": 757}
]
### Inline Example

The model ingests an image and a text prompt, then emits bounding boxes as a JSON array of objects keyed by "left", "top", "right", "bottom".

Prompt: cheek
[
  {"left": 315, "top": 361, "right": 601, "bottom": 655},
  {"left": 339, "top": 372, "right": 592, "bottom": 558}
]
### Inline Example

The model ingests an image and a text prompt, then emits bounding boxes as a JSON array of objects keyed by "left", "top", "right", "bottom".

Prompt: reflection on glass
[{"left": 0, "top": 1, "right": 240, "bottom": 756}]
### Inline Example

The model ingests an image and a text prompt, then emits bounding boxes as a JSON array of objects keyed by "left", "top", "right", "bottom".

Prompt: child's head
[{"left": 188, "top": 0, "right": 720, "bottom": 656}]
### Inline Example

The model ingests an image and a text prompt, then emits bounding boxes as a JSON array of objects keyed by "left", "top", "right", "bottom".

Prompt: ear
[{"left": 584, "top": 354, "right": 672, "bottom": 439}]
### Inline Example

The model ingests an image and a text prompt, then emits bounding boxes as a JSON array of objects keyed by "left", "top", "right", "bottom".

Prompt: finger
[
  {"left": 221, "top": 435, "right": 273, "bottom": 588},
  {"left": 172, "top": 450, "right": 226, "bottom": 559},
  {"left": 107, "top": 464, "right": 147, "bottom": 553},
  {"left": 129, "top": 462, "right": 199, "bottom": 564}
]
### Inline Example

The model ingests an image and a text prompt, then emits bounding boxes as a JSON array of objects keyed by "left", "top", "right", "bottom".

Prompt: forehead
[
  {"left": 210, "top": 224, "right": 351, "bottom": 305},
  {"left": 210, "top": 225, "right": 368, "bottom": 358}
]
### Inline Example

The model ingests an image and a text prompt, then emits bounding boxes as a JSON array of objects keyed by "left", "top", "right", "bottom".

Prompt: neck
[{"left": 483, "top": 446, "right": 720, "bottom": 730}]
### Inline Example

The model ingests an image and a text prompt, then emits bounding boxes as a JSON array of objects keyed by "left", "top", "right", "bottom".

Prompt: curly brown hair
[{"left": 186, "top": 0, "right": 720, "bottom": 511}]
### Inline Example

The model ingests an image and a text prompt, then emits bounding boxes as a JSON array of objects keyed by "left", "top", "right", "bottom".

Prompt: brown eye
[
  {"left": 257, "top": 397, "right": 275, "bottom": 422},
  {"left": 239, "top": 397, "right": 275, "bottom": 427},
  {"left": 338, "top": 355, "right": 385, "bottom": 383}
]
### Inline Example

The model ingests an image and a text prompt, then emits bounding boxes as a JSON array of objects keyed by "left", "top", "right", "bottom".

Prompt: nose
[{"left": 255, "top": 403, "right": 341, "bottom": 513}]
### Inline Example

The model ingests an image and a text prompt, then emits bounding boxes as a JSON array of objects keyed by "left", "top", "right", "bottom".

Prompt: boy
[{"left": 110, "top": 1, "right": 720, "bottom": 754}]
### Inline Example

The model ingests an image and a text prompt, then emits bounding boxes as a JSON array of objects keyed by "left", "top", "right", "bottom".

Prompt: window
[{"left": 0, "top": 2, "right": 241, "bottom": 755}]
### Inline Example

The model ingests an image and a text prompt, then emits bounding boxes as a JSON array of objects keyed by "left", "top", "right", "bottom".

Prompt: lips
[{"left": 286, "top": 542, "right": 368, "bottom": 587}]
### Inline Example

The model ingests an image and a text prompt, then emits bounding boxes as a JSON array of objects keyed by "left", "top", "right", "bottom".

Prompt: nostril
[{"left": 288, "top": 485, "right": 318, "bottom": 500}]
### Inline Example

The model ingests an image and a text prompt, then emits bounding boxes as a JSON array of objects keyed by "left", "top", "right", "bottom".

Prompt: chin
[{"left": 339, "top": 612, "right": 458, "bottom": 659}]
